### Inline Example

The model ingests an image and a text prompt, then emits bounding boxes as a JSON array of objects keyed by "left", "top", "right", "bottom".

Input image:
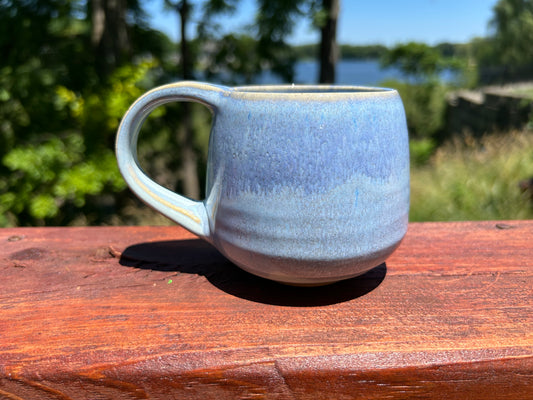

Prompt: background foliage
[
  {"left": 1, "top": 0, "right": 532, "bottom": 226},
  {"left": 410, "top": 131, "right": 533, "bottom": 221},
  {"left": 0, "top": 0, "right": 164, "bottom": 225}
]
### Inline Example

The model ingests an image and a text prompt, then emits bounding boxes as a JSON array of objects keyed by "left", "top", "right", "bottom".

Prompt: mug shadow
[{"left": 119, "top": 239, "right": 387, "bottom": 307}]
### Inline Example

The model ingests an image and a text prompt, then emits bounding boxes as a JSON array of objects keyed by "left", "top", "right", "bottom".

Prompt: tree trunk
[
  {"left": 318, "top": 0, "right": 339, "bottom": 84},
  {"left": 90, "top": 0, "right": 131, "bottom": 78},
  {"left": 176, "top": 0, "right": 200, "bottom": 199},
  {"left": 109, "top": 0, "right": 130, "bottom": 65},
  {"left": 176, "top": 109, "right": 200, "bottom": 200},
  {"left": 91, "top": 0, "right": 105, "bottom": 48},
  {"left": 179, "top": 0, "right": 194, "bottom": 81}
]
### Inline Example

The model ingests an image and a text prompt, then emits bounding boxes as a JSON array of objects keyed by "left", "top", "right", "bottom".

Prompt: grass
[
  {"left": 410, "top": 130, "right": 533, "bottom": 221},
  {"left": 508, "top": 87, "right": 533, "bottom": 99}
]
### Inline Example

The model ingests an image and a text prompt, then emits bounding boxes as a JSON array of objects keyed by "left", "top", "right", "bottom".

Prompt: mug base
[
  {"left": 237, "top": 263, "right": 378, "bottom": 286},
  {"left": 218, "top": 240, "right": 403, "bottom": 286},
  {"left": 275, "top": 280, "right": 343, "bottom": 287}
]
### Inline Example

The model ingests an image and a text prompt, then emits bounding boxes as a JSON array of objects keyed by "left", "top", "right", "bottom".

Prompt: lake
[
  {"left": 256, "top": 59, "right": 458, "bottom": 86},
  {"left": 199, "top": 59, "right": 458, "bottom": 86}
]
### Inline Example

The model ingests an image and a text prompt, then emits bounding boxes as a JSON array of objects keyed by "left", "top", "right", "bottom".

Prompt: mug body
[{"left": 204, "top": 86, "right": 410, "bottom": 285}]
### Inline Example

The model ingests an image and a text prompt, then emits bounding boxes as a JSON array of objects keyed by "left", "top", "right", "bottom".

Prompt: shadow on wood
[{"left": 119, "top": 239, "right": 386, "bottom": 307}]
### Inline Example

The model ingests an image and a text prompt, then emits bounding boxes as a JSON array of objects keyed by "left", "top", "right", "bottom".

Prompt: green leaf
[{"left": 30, "top": 194, "right": 59, "bottom": 219}]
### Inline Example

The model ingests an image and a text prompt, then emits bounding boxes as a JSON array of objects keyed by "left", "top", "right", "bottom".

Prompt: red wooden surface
[{"left": 0, "top": 221, "right": 532, "bottom": 399}]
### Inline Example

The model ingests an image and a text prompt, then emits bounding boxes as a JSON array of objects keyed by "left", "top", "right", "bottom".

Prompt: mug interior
[{"left": 233, "top": 85, "right": 394, "bottom": 94}]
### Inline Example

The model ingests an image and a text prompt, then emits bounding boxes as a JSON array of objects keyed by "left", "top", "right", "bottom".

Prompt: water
[
  {"left": 256, "top": 59, "right": 405, "bottom": 86},
  {"left": 256, "top": 59, "right": 458, "bottom": 86},
  {"left": 199, "top": 59, "right": 458, "bottom": 86}
]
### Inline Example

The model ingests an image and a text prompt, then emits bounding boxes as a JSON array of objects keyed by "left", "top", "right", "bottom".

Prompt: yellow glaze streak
[{"left": 128, "top": 165, "right": 201, "bottom": 224}]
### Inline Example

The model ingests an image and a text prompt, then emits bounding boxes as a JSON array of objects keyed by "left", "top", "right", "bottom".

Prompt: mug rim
[{"left": 229, "top": 84, "right": 398, "bottom": 99}]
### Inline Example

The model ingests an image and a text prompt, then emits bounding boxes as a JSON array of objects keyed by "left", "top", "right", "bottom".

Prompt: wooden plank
[{"left": 0, "top": 221, "right": 532, "bottom": 399}]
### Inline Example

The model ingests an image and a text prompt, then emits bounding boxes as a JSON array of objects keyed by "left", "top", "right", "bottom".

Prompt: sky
[{"left": 146, "top": 0, "right": 499, "bottom": 46}]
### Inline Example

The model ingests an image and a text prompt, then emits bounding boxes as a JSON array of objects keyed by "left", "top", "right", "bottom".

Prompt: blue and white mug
[{"left": 116, "top": 81, "right": 409, "bottom": 285}]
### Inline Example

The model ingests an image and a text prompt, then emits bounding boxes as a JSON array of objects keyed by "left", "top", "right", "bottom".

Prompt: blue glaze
[{"left": 116, "top": 81, "right": 410, "bottom": 285}]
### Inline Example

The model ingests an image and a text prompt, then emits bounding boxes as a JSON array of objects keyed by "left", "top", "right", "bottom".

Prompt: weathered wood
[{"left": 0, "top": 221, "right": 532, "bottom": 399}]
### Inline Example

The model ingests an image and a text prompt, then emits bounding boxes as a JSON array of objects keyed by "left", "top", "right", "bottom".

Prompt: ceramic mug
[{"left": 116, "top": 81, "right": 410, "bottom": 285}]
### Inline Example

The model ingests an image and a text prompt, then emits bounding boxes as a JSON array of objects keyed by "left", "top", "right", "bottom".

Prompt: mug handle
[{"left": 116, "top": 81, "right": 227, "bottom": 239}]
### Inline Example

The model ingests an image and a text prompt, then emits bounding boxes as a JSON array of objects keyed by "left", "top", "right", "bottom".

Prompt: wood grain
[{"left": 0, "top": 221, "right": 532, "bottom": 399}]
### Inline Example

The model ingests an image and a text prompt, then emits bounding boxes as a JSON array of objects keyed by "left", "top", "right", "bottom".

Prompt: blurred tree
[
  {"left": 291, "top": 44, "right": 387, "bottom": 61},
  {"left": 255, "top": 0, "right": 339, "bottom": 83},
  {"left": 197, "top": 0, "right": 290, "bottom": 83},
  {"left": 89, "top": 0, "right": 158, "bottom": 79},
  {"left": 0, "top": 0, "right": 168, "bottom": 226},
  {"left": 164, "top": 0, "right": 199, "bottom": 199},
  {"left": 198, "top": 0, "right": 297, "bottom": 83},
  {"left": 254, "top": 1, "right": 302, "bottom": 82},
  {"left": 90, "top": 0, "right": 131, "bottom": 77},
  {"left": 381, "top": 42, "right": 458, "bottom": 80},
  {"left": 317, "top": 0, "right": 339, "bottom": 83},
  {"left": 489, "top": 0, "right": 533, "bottom": 78},
  {"left": 491, "top": 0, "right": 533, "bottom": 67},
  {"left": 200, "top": 34, "right": 265, "bottom": 84},
  {"left": 169, "top": 0, "right": 341, "bottom": 85},
  {"left": 468, "top": 37, "right": 499, "bottom": 67}
]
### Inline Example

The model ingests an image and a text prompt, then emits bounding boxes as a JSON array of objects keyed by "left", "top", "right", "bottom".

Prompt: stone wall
[{"left": 446, "top": 83, "right": 533, "bottom": 136}]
